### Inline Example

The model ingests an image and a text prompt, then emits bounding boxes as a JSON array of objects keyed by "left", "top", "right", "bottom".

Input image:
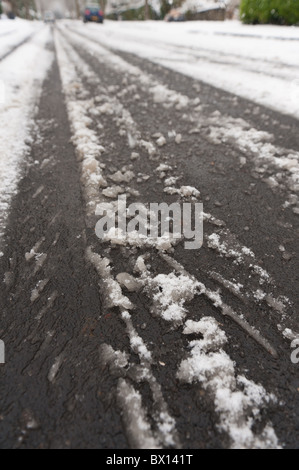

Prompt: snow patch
[
  {"left": 116, "top": 379, "right": 160, "bottom": 449},
  {"left": 177, "top": 317, "right": 279, "bottom": 449},
  {"left": 164, "top": 186, "right": 200, "bottom": 199},
  {"left": 86, "top": 248, "right": 133, "bottom": 310},
  {"left": 150, "top": 273, "right": 200, "bottom": 324}
]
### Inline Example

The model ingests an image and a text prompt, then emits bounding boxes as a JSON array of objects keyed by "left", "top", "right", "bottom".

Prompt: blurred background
[{"left": 0, "top": 0, "right": 298, "bottom": 25}]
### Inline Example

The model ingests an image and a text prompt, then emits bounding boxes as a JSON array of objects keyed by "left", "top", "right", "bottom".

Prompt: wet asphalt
[{"left": 0, "top": 26, "right": 298, "bottom": 449}]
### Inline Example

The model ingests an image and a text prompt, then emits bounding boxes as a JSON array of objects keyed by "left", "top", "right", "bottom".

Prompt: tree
[
  {"left": 160, "top": 0, "right": 172, "bottom": 18},
  {"left": 241, "top": 0, "right": 299, "bottom": 25},
  {"left": 100, "top": 0, "right": 107, "bottom": 14},
  {"left": 74, "top": 0, "right": 80, "bottom": 18},
  {"left": 10, "top": 0, "right": 18, "bottom": 15},
  {"left": 144, "top": 0, "right": 149, "bottom": 20},
  {"left": 9, "top": 0, "right": 37, "bottom": 19}
]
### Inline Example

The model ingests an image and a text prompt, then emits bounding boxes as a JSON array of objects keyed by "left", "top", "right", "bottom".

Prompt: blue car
[{"left": 83, "top": 4, "right": 104, "bottom": 23}]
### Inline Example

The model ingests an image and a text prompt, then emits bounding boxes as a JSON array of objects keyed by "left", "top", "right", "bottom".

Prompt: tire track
[
  {"left": 0, "top": 29, "right": 41, "bottom": 62},
  {"left": 55, "top": 26, "right": 299, "bottom": 448},
  {"left": 66, "top": 23, "right": 299, "bottom": 81},
  {"left": 59, "top": 24, "right": 297, "bottom": 337},
  {"left": 63, "top": 24, "right": 299, "bottom": 215},
  {"left": 0, "top": 38, "right": 126, "bottom": 449}
]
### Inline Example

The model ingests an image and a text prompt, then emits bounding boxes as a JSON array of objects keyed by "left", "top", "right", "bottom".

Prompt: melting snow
[{"left": 177, "top": 317, "right": 279, "bottom": 449}]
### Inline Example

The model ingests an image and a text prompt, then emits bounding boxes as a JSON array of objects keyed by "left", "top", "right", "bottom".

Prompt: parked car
[
  {"left": 44, "top": 11, "right": 55, "bottom": 24},
  {"left": 165, "top": 9, "right": 185, "bottom": 22},
  {"left": 83, "top": 4, "right": 104, "bottom": 23}
]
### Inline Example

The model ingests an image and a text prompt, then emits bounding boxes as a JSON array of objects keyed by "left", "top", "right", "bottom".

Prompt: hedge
[{"left": 240, "top": 0, "right": 299, "bottom": 25}]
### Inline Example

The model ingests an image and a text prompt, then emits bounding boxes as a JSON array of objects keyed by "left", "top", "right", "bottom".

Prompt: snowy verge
[
  {"left": 66, "top": 19, "right": 299, "bottom": 120},
  {"left": 0, "top": 26, "right": 53, "bottom": 251},
  {"left": 0, "top": 18, "right": 42, "bottom": 59}
]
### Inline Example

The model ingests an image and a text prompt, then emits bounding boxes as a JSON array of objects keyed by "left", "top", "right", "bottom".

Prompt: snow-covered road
[
  {"left": 0, "top": 18, "right": 43, "bottom": 60},
  {"left": 0, "top": 19, "right": 298, "bottom": 450},
  {"left": 65, "top": 19, "right": 299, "bottom": 120}
]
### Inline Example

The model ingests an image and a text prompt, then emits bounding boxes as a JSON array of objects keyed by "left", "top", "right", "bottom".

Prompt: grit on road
[{"left": 0, "top": 20, "right": 298, "bottom": 449}]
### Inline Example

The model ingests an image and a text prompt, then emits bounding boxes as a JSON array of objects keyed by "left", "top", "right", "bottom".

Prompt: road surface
[{"left": 0, "top": 20, "right": 298, "bottom": 449}]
